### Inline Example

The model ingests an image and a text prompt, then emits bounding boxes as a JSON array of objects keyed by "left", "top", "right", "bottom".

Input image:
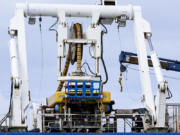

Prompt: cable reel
[{"left": 70, "top": 23, "right": 83, "bottom": 65}]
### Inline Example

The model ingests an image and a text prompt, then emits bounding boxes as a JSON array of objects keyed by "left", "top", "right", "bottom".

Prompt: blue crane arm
[{"left": 119, "top": 51, "right": 180, "bottom": 72}]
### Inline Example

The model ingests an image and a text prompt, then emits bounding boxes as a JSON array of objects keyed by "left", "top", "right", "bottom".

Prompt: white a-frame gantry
[{"left": 7, "top": 3, "right": 167, "bottom": 130}]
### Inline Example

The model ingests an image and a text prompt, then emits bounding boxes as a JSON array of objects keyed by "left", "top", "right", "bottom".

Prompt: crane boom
[{"left": 119, "top": 51, "right": 180, "bottom": 72}]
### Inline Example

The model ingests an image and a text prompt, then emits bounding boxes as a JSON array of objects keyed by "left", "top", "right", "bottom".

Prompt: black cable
[
  {"left": 81, "top": 62, "right": 96, "bottom": 75},
  {"left": 100, "top": 22, "right": 108, "bottom": 84},
  {"left": 49, "top": 18, "right": 58, "bottom": 32},
  {"left": 8, "top": 80, "right": 13, "bottom": 115},
  {"left": 49, "top": 18, "right": 58, "bottom": 41},
  {"left": 81, "top": 66, "right": 88, "bottom": 76},
  {"left": 38, "top": 17, "right": 44, "bottom": 98},
  {"left": 89, "top": 46, "right": 95, "bottom": 59},
  {"left": 128, "top": 66, "right": 180, "bottom": 80},
  {"left": 166, "top": 87, "right": 173, "bottom": 99},
  {"left": 101, "top": 51, "right": 108, "bottom": 84},
  {"left": 100, "top": 22, "right": 108, "bottom": 34}
]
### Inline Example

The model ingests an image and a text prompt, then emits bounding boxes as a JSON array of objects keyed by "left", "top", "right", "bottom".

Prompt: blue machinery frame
[
  {"left": 119, "top": 51, "right": 180, "bottom": 72},
  {"left": 67, "top": 80, "right": 101, "bottom": 99}
]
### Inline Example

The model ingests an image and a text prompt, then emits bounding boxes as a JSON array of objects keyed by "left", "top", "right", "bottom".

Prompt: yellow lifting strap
[{"left": 118, "top": 73, "right": 123, "bottom": 92}]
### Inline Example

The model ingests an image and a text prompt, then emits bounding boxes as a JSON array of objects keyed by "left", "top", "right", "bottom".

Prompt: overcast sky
[{"left": 0, "top": 0, "right": 180, "bottom": 128}]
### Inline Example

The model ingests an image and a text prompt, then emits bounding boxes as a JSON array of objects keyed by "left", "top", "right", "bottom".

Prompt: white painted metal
[
  {"left": 150, "top": 51, "right": 165, "bottom": 87},
  {"left": 86, "top": 25, "right": 102, "bottom": 58},
  {"left": 9, "top": 38, "right": 19, "bottom": 82},
  {"left": 29, "top": 103, "right": 42, "bottom": 131},
  {"left": 65, "top": 39, "right": 96, "bottom": 44},
  {"left": 7, "top": 2, "right": 168, "bottom": 130},
  {"left": 58, "top": 76, "right": 101, "bottom": 81},
  {"left": 86, "top": 25, "right": 102, "bottom": 75},
  {"left": 133, "top": 7, "right": 156, "bottom": 122},
  {"left": 10, "top": 87, "right": 22, "bottom": 127},
  {"left": 154, "top": 88, "right": 166, "bottom": 127},
  {"left": 9, "top": 37, "right": 22, "bottom": 127},
  {"left": 9, "top": 8, "right": 30, "bottom": 128},
  {"left": 150, "top": 50, "right": 167, "bottom": 127},
  {"left": 92, "top": 11, "right": 100, "bottom": 26},
  {"left": 57, "top": 11, "right": 67, "bottom": 58},
  {"left": 17, "top": 3, "right": 134, "bottom": 20},
  {"left": 57, "top": 11, "right": 68, "bottom": 78}
]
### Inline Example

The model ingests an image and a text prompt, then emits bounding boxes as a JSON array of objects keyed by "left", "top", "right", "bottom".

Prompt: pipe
[
  {"left": 9, "top": 37, "right": 19, "bottom": 80},
  {"left": 16, "top": 3, "right": 134, "bottom": 20}
]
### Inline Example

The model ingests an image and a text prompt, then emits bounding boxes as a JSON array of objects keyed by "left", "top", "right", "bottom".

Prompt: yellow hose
[
  {"left": 74, "top": 23, "right": 83, "bottom": 71},
  {"left": 56, "top": 46, "right": 71, "bottom": 91}
]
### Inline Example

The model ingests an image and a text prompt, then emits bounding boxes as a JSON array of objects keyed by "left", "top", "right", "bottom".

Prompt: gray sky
[{"left": 0, "top": 0, "right": 180, "bottom": 125}]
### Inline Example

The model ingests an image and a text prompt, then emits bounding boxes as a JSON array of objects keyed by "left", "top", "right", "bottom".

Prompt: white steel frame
[{"left": 8, "top": 3, "right": 167, "bottom": 129}]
